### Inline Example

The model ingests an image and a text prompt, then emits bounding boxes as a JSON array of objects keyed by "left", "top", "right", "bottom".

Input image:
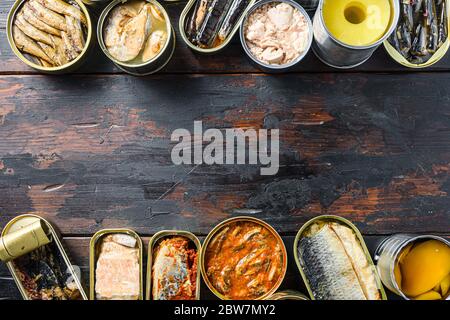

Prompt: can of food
[
  {"left": 146, "top": 230, "right": 201, "bottom": 300},
  {"left": 312, "top": 0, "right": 400, "bottom": 68},
  {"left": 90, "top": 229, "right": 144, "bottom": 300},
  {"left": 179, "top": 0, "right": 256, "bottom": 54},
  {"left": 7, "top": 0, "right": 94, "bottom": 74},
  {"left": 0, "top": 214, "right": 88, "bottom": 300},
  {"left": 374, "top": 234, "right": 450, "bottom": 300},
  {"left": 97, "top": 0, "right": 175, "bottom": 76},
  {"left": 239, "top": 0, "right": 313, "bottom": 73},
  {"left": 267, "top": 290, "right": 309, "bottom": 300},
  {"left": 294, "top": 215, "right": 387, "bottom": 300},
  {"left": 384, "top": 0, "right": 450, "bottom": 68},
  {"left": 201, "top": 216, "right": 287, "bottom": 300}
]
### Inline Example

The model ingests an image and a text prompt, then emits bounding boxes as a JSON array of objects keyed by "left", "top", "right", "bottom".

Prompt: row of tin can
[{"left": 1, "top": 213, "right": 448, "bottom": 300}]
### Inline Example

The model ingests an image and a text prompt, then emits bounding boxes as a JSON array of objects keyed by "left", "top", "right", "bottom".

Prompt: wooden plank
[
  {"left": 1, "top": 1, "right": 450, "bottom": 74},
  {"left": 1, "top": 235, "right": 431, "bottom": 300},
  {"left": 0, "top": 73, "right": 449, "bottom": 235}
]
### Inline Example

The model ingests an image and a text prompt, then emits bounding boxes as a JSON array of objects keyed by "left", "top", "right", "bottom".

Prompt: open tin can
[
  {"left": 312, "top": 0, "right": 400, "bottom": 68},
  {"left": 374, "top": 234, "right": 450, "bottom": 300},
  {"left": 146, "top": 230, "right": 201, "bottom": 300},
  {"left": 7, "top": 0, "right": 94, "bottom": 74},
  {"left": 97, "top": 0, "right": 175, "bottom": 75},
  {"left": 0, "top": 214, "right": 88, "bottom": 300},
  {"left": 90, "top": 228, "right": 144, "bottom": 300},
  {"left": 267, "top": 290, "right": 309, "bottom": 300},
  {"left": 179, "top": 0, "right": 256, "bottom": 53},
  {"left": 200, "top": 216, "right": 287, "bottom": 300},
  {"left": 294, "top": 215, "right": 387, "bottom": 300}
]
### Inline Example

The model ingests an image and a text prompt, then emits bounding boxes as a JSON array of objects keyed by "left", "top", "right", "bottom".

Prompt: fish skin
[
  {"left": 61, "top": 31, "right": 78, "bottom": 60},
  {"left": 15, "top": 13, "right": 53, "bottom": 46},
  {"left": 298, "top": 224, "right": 367, "bottom": 300},
  {"left": 65, "top": 15, "right": 85, "bottom": 53},
  {"left": 36, "top": 0, "right": 87, "bottom": 25},
  {"left": 28, "top": 0, "right": 67, "bottom": 31},
  {"left": 37, "top": 41, "right": 58, "bottom": 65},
  {"left": 22, "top": 4, "right": 61, "bottom": 36},
  {"left": 50, "top": 35, "right": 69, "bottom": 66},
  {"left": 13, "top": 25, "right": 52, "bottom": 63}
]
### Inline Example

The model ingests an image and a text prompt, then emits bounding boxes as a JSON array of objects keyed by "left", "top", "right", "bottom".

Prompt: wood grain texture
[
  {"left": 0, "top": 73, "right": 449, "bottom": 235},
  {"left": 1, "top": 1, "right": 450, "bottom": 74}
]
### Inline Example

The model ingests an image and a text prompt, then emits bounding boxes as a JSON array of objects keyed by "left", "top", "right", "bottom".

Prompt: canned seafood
[
  {"left": 200, "top": 216, "right": 287, "bottom": 300},
  {"left": 0, "top": 214, "right": 88, "bottom": 300},
  {"left": 146, "top": 230, "right": 201, "bottom": 300},
  {"left": 312, "top": 0, "right": 400, "bottom": 68},
  {"left": 374, "top": 234, "right": 450, "bottom": 300},
  {"left": 179, "top": 0, "right": 256, "bottom": 54},
  {"left": 294, "top": 215, "right": 387, "bottom": 300},
  {"left": 90, "top": 229, "right": 144, "bottom": 300},
  {"left": 7, "top": 0, "right": 94, "bottom": 74},
  {"left": 97, "top": 0, "right": 175, "bottom": 76},
  {"left": 267, "top": 290, "right": 309, "bottom": 300}
]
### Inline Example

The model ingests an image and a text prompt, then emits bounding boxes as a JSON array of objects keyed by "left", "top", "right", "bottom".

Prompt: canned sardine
[
  {"left": 0, "top": 214, "right": 87, "bottom": 300},
  {"left": 146, "top": 230, "right": 201, "bottom": 300},
  {"left": 374, "top": 234, "right": 450, "bottom": 300},
  {"left": 97, "top": 0, "right": 175, "bottom": 75},
  {"left": 201, "top": 216, "right": 287, "bottom": 300}
]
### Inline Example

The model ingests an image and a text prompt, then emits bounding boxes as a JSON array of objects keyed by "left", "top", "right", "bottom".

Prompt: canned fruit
[
  {"left": 322, "top": 0, "right": 392, "bottom": 46},
  {"left": 440, "top": 275, "right": 450, "bottom": 296},
  {"left": 151, "top": 236, "right": 198, "bottom": 300},
  {"left": 398, "top": 240, "right": 450, "bottom": 299},
  {"left": 415, "top": 290, "right": 442, "bottom": 300}
]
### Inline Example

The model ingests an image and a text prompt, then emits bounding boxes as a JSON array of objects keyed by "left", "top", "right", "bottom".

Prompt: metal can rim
[{"left": 200, "top": 215, "right": 288, "bottom": 300}]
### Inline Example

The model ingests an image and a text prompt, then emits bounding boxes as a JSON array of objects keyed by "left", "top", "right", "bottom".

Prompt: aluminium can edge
[
  {"left": 267, "top": 290, "right": 309, "bottom": 300},
  {"left": 145, "top": 230, "right": 202, "bottom": 300},
  {"left": 1, "top": 214, "right": 88, "bottom": 300},
  {"left": 179, "top": 0, "right": 257, "bottom": 54},
  {"left": 89, "top": 228, "right": 144, "bottom": 300},
  {"left": 239, "top": 0, "right": 313, "bottom": 73},
  {"left": 383, "top": 0, "right": 450, "bottom": 68},
  {"left": 200, "top": 216, "right": 288, "bottom": 300},
  {"left": 7, "top": 0, "right": 94, "bottom": 74},
  {"left": 374, "top": 234, "right": 450, "bottom": 300},
  {"left": 97, "top": 0, "right": 174, "bottom": 76},
  {"left": 293, "top": 215, "right": 387, "bottom": 300}
]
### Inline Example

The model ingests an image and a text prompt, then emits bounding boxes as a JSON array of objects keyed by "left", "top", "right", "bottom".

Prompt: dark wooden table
[{"left": 0, "top": 0, "right": 449, "bottom": 300}]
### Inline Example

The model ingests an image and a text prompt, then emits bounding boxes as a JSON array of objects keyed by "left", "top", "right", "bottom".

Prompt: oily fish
[
  {"left": 104, "top": 1, "right": 168, "bottom": 63},
  {"left": 13, "top": 0, "right": 87, "bottom": 67},
  {"left": 298, "top": 222, "right": 382, "bottom": 300}
]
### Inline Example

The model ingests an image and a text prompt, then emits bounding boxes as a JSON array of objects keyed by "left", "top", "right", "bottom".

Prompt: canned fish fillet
[
  {"left": 146, "top": 230, "right": 201, "bottom": 300},
  {"left": 294, "top": 215, "right": 386, "bottom": 300},
  {"left": 201, "top": 216, "right": 287, "bottom": 300},
  {"left": 0, "top": 214, "right": 87, "bottom": 300}
]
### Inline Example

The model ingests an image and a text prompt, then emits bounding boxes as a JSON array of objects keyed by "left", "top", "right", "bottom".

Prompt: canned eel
[
  {"left": 152, "top": 236, "right": 198, "bottom": 300},
  {"left": 297, "top": 222, "right": 381, "bottom": 300},
  {"left": 205, "top": 221, "right": 285, "bottom": 300},
  {"left": 95, "top": 234, "right": 140, "bottom": 300}
]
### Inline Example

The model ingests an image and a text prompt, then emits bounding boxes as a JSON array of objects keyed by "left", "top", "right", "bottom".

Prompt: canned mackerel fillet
[
  {"left": 0, "top": 214, "right": 87, "bottom": 300},
  {"left": 374, "top": 234, "right": 450, "bottom": 300},
  {"left": 312, "top": 0, "right": 400, "bottom": 68},
  {"left": 97, "top": 0, "right": 175, "bottom": 75},
  {"left": 146, "top": 230, "right": 201, "bottom": 300}
]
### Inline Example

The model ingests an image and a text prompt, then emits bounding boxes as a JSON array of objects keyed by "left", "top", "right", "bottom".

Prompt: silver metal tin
[
  {"left": 97, "top": 0, "right": 175, "bottom": 76},
  {"left": 240, "top": 0, "right": 313, "bottom": 73},
  {"left": 374, "top": 234, "right": 450, "bottom": 300},
  {"left": 312, "top": 0, "right": 399, "bottom": 69}
]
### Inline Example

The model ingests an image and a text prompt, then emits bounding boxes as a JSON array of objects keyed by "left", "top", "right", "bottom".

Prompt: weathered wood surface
[{"left": 2, "top": 1, "right": 450, "bottom": 74}]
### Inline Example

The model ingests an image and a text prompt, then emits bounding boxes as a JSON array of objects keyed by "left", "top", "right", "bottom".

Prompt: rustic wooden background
[{"left": 0, "top": 1, "right": 449, "bottom": 300}]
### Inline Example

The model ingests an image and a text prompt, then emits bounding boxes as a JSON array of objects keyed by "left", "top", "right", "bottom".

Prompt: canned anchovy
[
  {"left": 0, "top": 214, "right": 87, "bottom": 300},
  {"left": 146, "top": 230, "right": 201, "bottom": 300},
  {"left": 201, "top": 216, "right": 287, "bottom": 300},
  {"left": 312, "top": 0, "right": 400, "bottom": 68},
  {"left": 267, "top": 290, "right": 309, "bottom": 300},
  {"left": 180, "top": 0, "right": 256, "bottom": 53},
  {"left": 294, "top": 215, "right": 386, "bottom": 300},
  {"left": 7, "top": 0, "right": 93, "bottom": 74},
  {"left": 374, "top": 234, "right": 450, "bottom": 300},
  {"left": 97, "top": 0, "right": 175, "bottom": 76},
  {"left": 90, "top": 229, "right": 144, "bottom": 300},
  {"left": 384, "top": 0, "right": 450, "bottom": 68}
]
